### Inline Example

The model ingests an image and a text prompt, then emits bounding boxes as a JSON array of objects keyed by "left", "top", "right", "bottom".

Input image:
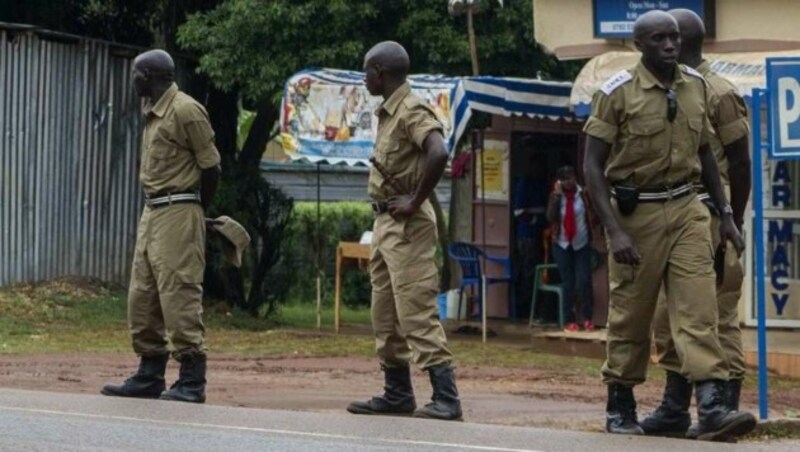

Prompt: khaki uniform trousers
[
  {"left": 602, "top": 195, "right": 729, "bottom": 386},
  {"left": 653, "top": 209, "right": 746, "bottom": 379},
  {"left": 128, "top": 203, "right": 206, "bottom": 358},
  {"left": 369, "top": 200, "right": 453, "bottom": 369}
]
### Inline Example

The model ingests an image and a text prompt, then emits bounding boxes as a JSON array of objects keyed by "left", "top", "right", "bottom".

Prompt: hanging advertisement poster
[
  {"left": 280, "top": 69, "right": 458, "bottom": 166},
  {"left": 475, "top": 139, "right": 509, "bottom": 201}
]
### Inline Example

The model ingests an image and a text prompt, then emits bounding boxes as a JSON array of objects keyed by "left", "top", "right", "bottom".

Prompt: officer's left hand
[
  {"left": 387, "top": 195, "right": 419, "bottom": 220},
  {"left": 720, "top": 216, "right": 745, "bottom": 257}
]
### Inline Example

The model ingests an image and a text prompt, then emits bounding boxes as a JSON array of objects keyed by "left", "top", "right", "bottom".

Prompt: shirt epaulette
[
  {"left": 681, "top": 65, "right": 704, "bottom": 80},
  {"left": 600, "top": 70, "right": 633, "bottom": 95}
]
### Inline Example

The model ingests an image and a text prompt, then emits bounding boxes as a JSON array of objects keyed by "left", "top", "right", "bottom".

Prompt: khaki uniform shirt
[
  {"left": 698, "top": 61, "right": 750, "bottom": 186},
  {"left": 584, "top": 62, "right": 716, "bottom": 188},
  {"left": 368, "top": 82, "right": 443, "bottom": 201},
  {"left": 140, "top": 83, "right": 221, "bottom": 196}
]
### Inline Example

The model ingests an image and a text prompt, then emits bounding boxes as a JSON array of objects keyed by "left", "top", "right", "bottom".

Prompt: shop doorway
[{"left": 509, "top": 132, "right": 580, "bottom": 322}]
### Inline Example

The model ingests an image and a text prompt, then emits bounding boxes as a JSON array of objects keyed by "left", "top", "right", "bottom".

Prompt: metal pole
[
  {"left": 751, "top": 88, "right": 768, "bottom": 420},
  {"left": 316, "top": 162, "right": 322, "bottom": 330},
  {"left": 479, "top": 130, "right": 487, "bottom": 343}
]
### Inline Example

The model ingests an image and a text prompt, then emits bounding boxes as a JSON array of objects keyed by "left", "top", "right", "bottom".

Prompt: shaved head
[
  {"left": 133, "top": 49, "right": 175, "bottom": 78},
  {"left": 632, "top": 10, "right": 680, "bottom": 75},
  {"left": 364, "top": 41, "right": 410, "bottom": 80},
  {"left": 362, "top": 41, "right": 411, "bottom": 97},
  {"left": 633, "top": 10, "right": 678, "bottom": 41},
  {"left": 669, "top": 8, "right": 705, "bottom": 62},
  {"left": 131, "top": 49, "right": 175, "bottom": 98}
]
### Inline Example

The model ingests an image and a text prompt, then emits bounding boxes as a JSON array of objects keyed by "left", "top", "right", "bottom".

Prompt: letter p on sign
[
  {"left": 778, "top": 77, "right": 800, "bottom": 147},
  {"left": 768, "top": 57, "right": 800, "bottom": 159}
]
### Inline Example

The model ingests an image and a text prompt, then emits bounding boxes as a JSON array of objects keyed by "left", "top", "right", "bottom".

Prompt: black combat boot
[
  {"left": 347, "top": 365, "right": 416, "bottom": 415},
  {"left": 726, "top": 379, "right": 742, "bottom": 411},
  {"left": 412, "top": 363, "right": 463, "bottom": 421},
  {"left": 101, "top": 353, "right": 169, "bottom": 398},
  {"left": 687, "top": 378, "right": 746, "bottom": 439},
  {"left": 606, "top": 383, "right": 644, "bottom": 435},
  {"left": 640, "top": 371, "right": 692, "bottom": 437},
  {"left": 159, "top": 353, "right": 207, "bottom": 403},
  {"left": 693, "top": 380, "right": 756, "bottom": 442}
]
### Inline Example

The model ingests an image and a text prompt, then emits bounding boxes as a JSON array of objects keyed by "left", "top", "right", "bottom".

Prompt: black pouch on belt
[{"left": 613, "top": 185, "right": 639, "bottom": 216}]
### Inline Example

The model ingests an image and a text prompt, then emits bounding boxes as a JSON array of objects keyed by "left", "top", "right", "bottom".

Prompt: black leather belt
[
  {"left": 371, "top": 201, "right": 389, "bottom": 215},
  {"left": 145, "top": 190, "right": 201, "bottom": 209}
]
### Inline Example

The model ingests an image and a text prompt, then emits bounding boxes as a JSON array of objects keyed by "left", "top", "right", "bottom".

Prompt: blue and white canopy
[{"left": 280, "top": 68, "right": 574, "bottom": 166}]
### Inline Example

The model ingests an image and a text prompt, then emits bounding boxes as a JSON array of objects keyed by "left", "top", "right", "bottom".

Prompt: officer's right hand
[
  {"left": 609, "top": 229, "right": 640, "bottom": 265},
  {"left": 205, "top": 218, "right": 223, "bottom": 234},
  {"left": 720, "top": 216, "right": 746, "bottom": 257}
]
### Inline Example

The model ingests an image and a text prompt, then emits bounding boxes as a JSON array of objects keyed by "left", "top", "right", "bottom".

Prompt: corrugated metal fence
[{"left": 1, "top": 25, "right": 144, "bottom": 286}]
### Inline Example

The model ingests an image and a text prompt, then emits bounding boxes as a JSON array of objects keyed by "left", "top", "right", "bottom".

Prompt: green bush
[{"left": 280, "top": 202, "right": 374, "bottom": 308}]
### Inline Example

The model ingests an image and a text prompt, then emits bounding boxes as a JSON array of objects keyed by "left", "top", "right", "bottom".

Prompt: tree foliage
[
  {"left": 178, "top": 0, "right": 379, "bottom": 104},
  {"left": 178, "top": 0, "right": 574, "bottom": 105}
]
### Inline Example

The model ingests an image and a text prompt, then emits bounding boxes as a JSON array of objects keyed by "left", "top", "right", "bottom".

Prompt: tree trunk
[
  {"left": 222, "top": 265, "right": 246, "bottom": 309},
  {"left": 239, "top": 101, "right": 280, "bottom": 168},
  {"left": 205, "top": 86, "right": 239, "bottom": 169}
]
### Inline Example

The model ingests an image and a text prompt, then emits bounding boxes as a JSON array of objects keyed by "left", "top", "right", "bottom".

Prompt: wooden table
[{"left": 334, "top": 241, "right": 371, "bottom": 333}]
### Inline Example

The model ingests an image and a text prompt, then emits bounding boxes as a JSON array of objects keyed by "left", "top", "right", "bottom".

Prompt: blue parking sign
[{"left": 768, "top": 57, "right": 800, "bottom": 159}]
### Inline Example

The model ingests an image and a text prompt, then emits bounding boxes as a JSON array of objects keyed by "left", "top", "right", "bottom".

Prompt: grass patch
[
  {"left": 0, "top": 279, "right": 375, "bottom": 356},
  {"left": 273, "top": 302, "right": 372, "bottom": 330},
  {"left": 0, "top": 278, "right": 601, "bottom": 375},
  {"left": 746, "top": 420, "right": 800, "bottom": 441}
]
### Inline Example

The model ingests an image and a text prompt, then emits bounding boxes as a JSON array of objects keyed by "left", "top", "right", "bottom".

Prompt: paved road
[{"left": 0, "top": 388, "right": 795, "bottom": 451}]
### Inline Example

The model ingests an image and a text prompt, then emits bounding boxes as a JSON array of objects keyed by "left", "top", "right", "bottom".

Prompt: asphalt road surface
[{"left": 0, "top": 388, "right": 795, "bottom": 451}]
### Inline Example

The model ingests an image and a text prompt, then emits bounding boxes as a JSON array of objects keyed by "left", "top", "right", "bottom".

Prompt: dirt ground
[{"left": 1, "top": 353, "right": 797, "bottom": 432}]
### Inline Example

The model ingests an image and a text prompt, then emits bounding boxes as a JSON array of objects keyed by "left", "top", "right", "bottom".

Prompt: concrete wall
[{"left": 260, "top": 163, "right": 452, "bottom": 211}]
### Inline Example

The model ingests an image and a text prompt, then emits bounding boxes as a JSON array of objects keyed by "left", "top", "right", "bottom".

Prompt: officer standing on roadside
[
  {"left": 582, "top": 11, "right": 756, "bottom": 441},
  {"left": 642, "top": 8, "right": 752, "bottom": 440},
  {"left": 101, "top": 49, "right": 221, "bottom": 404},
  {"left": 346, "top": 41, "right": 462, "bottom": 421}
]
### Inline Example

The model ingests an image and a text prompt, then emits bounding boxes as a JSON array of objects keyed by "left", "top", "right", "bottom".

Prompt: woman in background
[{"left": 547, "top": 165, "right": 595, "bottom": 332}]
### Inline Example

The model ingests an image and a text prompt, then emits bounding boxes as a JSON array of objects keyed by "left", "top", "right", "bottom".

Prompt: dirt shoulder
[{"left": 1, "top": 352, "right": 798, "bottom": 435}]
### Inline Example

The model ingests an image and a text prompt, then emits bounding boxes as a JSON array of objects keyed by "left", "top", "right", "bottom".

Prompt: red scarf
[{"left": 563, "top": 190, "right": 577, "bottom": 243}]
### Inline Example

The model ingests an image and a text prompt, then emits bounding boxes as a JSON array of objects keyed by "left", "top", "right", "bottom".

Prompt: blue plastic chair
[
  {"left": 448, "top": 241, "right": 516, "bottom": 321},
  {"left": 529, "top": 263, "right": 565, "bottom": 328}
]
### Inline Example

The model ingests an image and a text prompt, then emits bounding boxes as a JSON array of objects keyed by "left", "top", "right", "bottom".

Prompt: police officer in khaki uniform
[
  {"left": 346, "top": 41, "right": 462, "bottom": 421},
  {"left": 102, "top": 49, "right": 221, "bottom": 404},
  {"left": 582, "top": 11, "right": 755, "bottom": 440},
  {"left": 642, "top": 9, "right": 752, "bottom": 439}
]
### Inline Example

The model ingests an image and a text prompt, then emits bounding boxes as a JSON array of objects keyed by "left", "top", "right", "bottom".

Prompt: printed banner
[{"left": 280, "top": 69, "right": 457, "bottom": 166}]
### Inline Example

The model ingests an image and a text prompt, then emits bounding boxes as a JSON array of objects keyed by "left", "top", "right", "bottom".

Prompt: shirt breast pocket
[
  {"left": 626, "top": 116, "right": 666, "bottom": 157},
  {"left": 375, "top": 139, "right": 401, "bottom": 172},
  {"left": 684, "top": 118, "right": 703, "bottom": 154},
  {"left": 147, "top": 142, "right": 179, "bottom": 175}
]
